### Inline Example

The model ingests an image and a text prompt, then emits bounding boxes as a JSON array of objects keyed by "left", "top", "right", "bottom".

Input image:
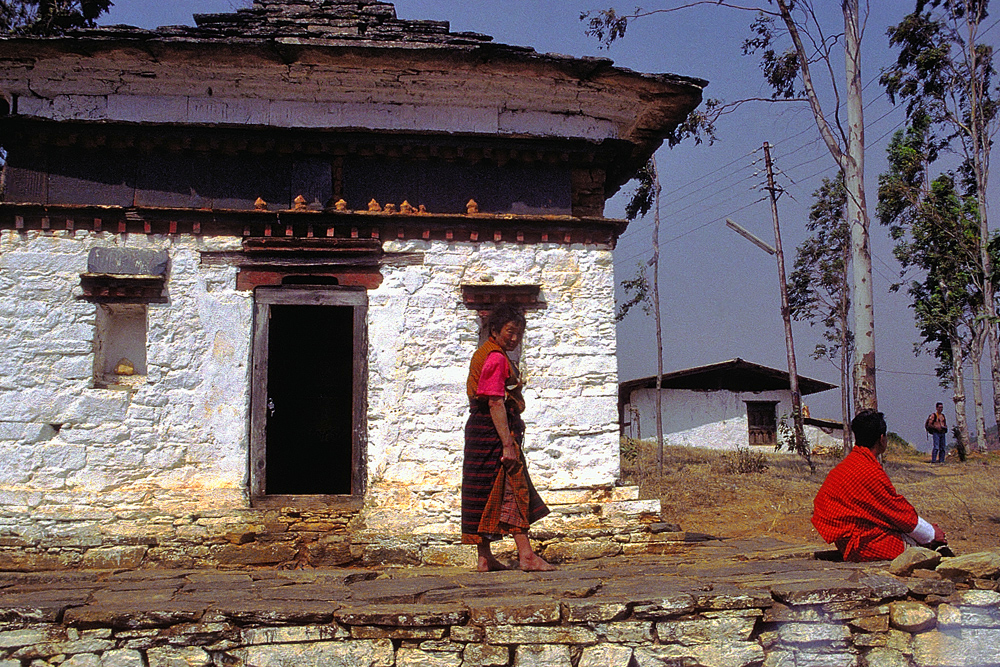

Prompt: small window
[
  {"left": 94, "top": 304, "right": 147, "bottom": 389},
  {"left": 461, "top": 284, "right": 544, "bottom": 366}
]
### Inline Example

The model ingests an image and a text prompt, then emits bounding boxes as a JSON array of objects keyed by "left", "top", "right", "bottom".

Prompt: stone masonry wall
[
  {"left": 0, "top": 229, "right": 625, "bottom": 568},
  {"left": 1, "top": 546, "right": 999, "bottom": 667}
]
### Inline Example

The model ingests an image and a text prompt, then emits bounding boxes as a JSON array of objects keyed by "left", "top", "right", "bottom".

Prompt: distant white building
[{"left": 619, "top": 358, "right": 843, "bottom": 451}]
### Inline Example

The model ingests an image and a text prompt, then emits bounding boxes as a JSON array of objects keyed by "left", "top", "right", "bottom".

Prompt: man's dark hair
[
  {"left": 936, "top": 402, "right": 943, "bottom": 408},
  {"left": 487, "top": 303, "right": 525, "bottom": 336},
  {"left": 851, "top": 409, "right": 887, "bottom": 449}
]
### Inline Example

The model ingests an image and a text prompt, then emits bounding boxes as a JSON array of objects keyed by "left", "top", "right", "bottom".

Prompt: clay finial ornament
[
  {"left": 293, "top": 195, "right": 308, "bottom": 211},
  {"left": 368, "top": 199, "right": 382, "bottom": 212},
  {"left": 466, "top": 199, "right": 479, "bottom": 214},
  {"left": 254, "top": 197, "right": 267, "bottom": 211},
  {"left": 335, "top": 199, "right": 348, "bottom": 211},
  {"left": 384, "top": 203, "right": 397, "bottom": 213},
  {"left": 400, "top": 200, "right": 416, "bottom": 214}
]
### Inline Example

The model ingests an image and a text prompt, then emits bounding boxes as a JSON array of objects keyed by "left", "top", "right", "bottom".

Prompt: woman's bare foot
[
  {"left": 477, "top": 554, "right": 508, "bottom": 572},
  {"left": 519, "top": 552, "right": 556, "bottom": 571}
]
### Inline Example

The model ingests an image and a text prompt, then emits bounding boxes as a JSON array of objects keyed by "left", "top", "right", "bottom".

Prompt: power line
[
  {"left": 657, "top": 147, "right": 762, "bottom": 202},
  {"left": 615, "top": 175, "right": 769, "bottom": 263},
  {"left": 660, "top": 197, "right": 769, "bottom": 247}
]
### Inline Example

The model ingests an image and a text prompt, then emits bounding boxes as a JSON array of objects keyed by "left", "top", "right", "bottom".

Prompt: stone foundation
[
  {"left": 0, "top": 486, "right": 663, "bottom": 571},
  {"left": 0, "top": 542, "right": 997, "bottom": 667}
]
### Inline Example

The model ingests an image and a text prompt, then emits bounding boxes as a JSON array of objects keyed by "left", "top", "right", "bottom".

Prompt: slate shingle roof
[{"left": 96, "top": 0, "right": 495, "bottom": 47}]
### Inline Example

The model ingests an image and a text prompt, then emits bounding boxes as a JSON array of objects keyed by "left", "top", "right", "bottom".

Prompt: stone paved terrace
[{"left": 1, "top": 537, "right": 999, "bottom": 667}]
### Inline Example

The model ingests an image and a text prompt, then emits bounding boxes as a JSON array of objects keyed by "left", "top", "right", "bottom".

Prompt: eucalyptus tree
[
  {"left": 882, "top": 0, "right": 1000, "bottom": 431},
  {"left": 584, "top": 0, "right": 880, "bottom": 411},
  {"left": 0, "top": 0, "right": 112, "bottom": 34},
  {"left": 788, "top": 175, "right": 854, "bottom": 452},
  {"left": 878, "top": 117, "right": 981, "bottom": 459}
]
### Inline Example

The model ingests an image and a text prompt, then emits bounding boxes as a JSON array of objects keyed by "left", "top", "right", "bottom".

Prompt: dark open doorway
[
  {"left": 266, "top": 305, "right": 353, "bottom": 494},
  {"left": 250, "top": 286, "right": 367, "bottom": 504}
]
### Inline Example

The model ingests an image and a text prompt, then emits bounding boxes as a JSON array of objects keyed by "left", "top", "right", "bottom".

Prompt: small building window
[
  {"left": 81, "top": 248, "right": 168, "bottom": 390},
  {"left": 461, "top": 284, "right": 544, "bottom": 365},
  {"left": 94, "top": 304, "right": 147, "bottom": 389}
]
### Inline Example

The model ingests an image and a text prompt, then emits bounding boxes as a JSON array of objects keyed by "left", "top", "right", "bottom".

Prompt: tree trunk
[
  {"left": 949, "top": 331, "right": 969, "bottom": 461},
  {"left": 842, "top": 0, "right": 877, "bottom": 411},
  {"left": 971, "top": 327, "right": 987, "bottom": 453},
  {"left": 774, "top": 0, "right": 875, "bottom": 410},
  {"left": 960, "top": 1, "right": 1000, "bottom": 434},
  {"left": 841, "top": 228, "right": 853, "bottom": 453},
  {"left": 840, "top": 272, "right": 853, "bottom": 456}
]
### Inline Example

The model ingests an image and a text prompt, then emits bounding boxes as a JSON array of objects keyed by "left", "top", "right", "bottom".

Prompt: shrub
[
  {"left": 885, "top": 431, "right": 922, "bottom": 458},
  {"left": 620, "top": 436, "right": 640, "bottom": 463},
  {"left": 715, "top": 447, "right": 769, "bottom": 475}
]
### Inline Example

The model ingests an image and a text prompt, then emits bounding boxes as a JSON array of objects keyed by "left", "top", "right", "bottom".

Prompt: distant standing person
[
  {"left": 462, "top": 304, "right": 554, "bottom": 572},
  {"left": 925, "top": 402, "right": 948, "bottom": 464},
  {"left": 812, "top": 409, "right": 946, "bottom": 562}
]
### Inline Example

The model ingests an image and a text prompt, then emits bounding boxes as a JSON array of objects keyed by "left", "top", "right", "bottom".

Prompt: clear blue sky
[{"left": 100, "top": 0, "right": 1000, "bottom": 450}]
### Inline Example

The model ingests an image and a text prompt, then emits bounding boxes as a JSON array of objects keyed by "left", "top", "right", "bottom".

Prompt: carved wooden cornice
[{"left": 0, "top": 203, "right": 627, "bottom": 248}]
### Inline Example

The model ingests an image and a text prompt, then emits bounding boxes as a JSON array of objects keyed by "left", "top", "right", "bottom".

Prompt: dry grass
[{"left": 621, "top": 440, "right": 1000, "bottom": 554}]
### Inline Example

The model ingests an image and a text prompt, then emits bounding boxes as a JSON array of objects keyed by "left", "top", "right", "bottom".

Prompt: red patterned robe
[{"left": 812, "top": 445, "right": 918, "bottom": 562}]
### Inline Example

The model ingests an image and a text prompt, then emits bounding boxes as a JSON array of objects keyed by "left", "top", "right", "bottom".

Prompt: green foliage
[
  {"left": 877, "top": 113, "right": 985, "bottom": 383},
  {"left": 0, "top": 0, "right": 113, "bottom": 35},
  {"left": 743, "top": 12, "right": 802, "bottom": 100},
  {"left": 580, "top": 8, "right": 629, "bottom": 47},
  {"left": 775, "top": 412, "right": 811, "bottom": 456},
  {"left": 625, "top": 160, "right": 656, "bottom": 221},
  {"left": 615, "top": 262, "right": 651, "bottom": 322},
  {"left": 881, "top": 1, "right": 998, "bottom": 355},
  {"left": 615, "top": 159, "right": 657, "bottom": 323},
  {"left": 788, "top": 174, "right": 853, "bottom": 363},
  {"left": 882, "top": 0, "right": 997, "bottom": 146},
  {"left": 620, "top": 436, "right": 640, "bottom": 463}
]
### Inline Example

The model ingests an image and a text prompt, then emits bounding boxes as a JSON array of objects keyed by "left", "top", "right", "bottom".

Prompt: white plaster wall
[
  {"left": 0, "top": 231, "right": 621, "bottom": 541},
  {"left": 364, "top": 239, "right": 620, "bottom": 532},
  {"left": 805, "top": 424, "right": 846, "bottom": 451},
  {"left": 629, "top": 388, "right": 794, "bottom": 451},
  {"left": 3, "top": 54, "right": 629, "bottom": 141},
  {"left": 0, "top": 229, "right": 251, "bottom": 544}
]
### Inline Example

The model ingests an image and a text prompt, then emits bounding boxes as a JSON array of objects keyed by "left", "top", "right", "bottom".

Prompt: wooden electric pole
[
  {"left": 649, "top": 158, "right": 664, "bottom": 475},
  {"left": 763, "top": 142, "right": 812, "bottom": 471}
]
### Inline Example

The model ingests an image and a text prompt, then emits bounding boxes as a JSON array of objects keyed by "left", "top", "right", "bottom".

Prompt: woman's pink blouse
[{"left": 476, "top": 352, "right": 509, "bottom": 397}]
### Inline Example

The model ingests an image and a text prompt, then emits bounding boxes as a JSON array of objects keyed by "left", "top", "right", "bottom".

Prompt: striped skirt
[{"left": 461, "top": 403, "right": 550, "bottom": 544}]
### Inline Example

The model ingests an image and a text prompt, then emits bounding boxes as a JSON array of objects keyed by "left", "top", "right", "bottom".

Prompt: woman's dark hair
[
  {"left": 851, "top": 409, "right": 887, "bottom": 449},
  {"left": 487, "top": 303, "right": 526, "bottom": 336}
]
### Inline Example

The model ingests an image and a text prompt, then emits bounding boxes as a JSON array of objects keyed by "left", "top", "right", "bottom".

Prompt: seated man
[{"left": 812, "top": 409, "right": 945, "bottom": 561}]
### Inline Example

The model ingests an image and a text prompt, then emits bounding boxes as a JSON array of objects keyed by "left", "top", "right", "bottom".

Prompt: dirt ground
[{"left": 621, "top": 440, "right": 1000, "bottom": 556}]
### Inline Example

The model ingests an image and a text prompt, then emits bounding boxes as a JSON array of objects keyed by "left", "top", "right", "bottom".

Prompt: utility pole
[
  {"left": 762, "top": 142, "right": 811, "bottom": 471},
  {"left": 649, "top": 158, "right": 664, "bottom": 475}
]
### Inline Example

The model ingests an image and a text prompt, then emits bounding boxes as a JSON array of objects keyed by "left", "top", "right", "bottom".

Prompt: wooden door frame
[
  {"left": 745, "top": 399, "right": 779, "bottom": 447},
  {"left": 250, "top": 285, "right": 368, "bottom": 507}
]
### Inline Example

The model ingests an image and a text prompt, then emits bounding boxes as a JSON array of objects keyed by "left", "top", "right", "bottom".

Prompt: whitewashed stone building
[
  {"left": 0, "top": 0, "right": 705, "bottom": 568},
  {"left": 620, "top": 359, "right": 842, "bottom": 452}
]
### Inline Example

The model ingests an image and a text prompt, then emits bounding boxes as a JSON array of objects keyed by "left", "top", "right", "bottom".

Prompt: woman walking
[{"left": 462, "top": 304, "right": 554, "bottom": 572}]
